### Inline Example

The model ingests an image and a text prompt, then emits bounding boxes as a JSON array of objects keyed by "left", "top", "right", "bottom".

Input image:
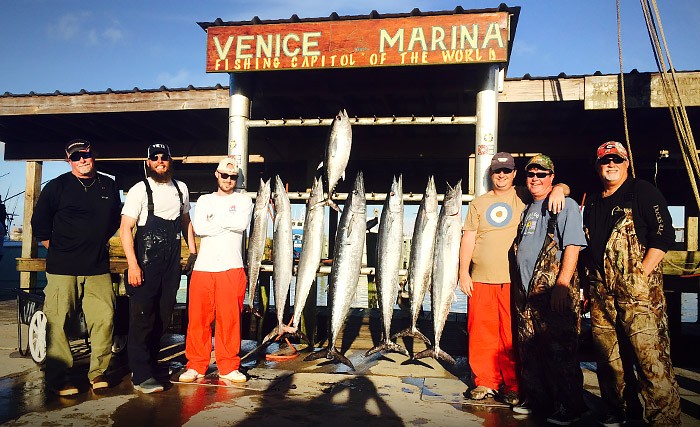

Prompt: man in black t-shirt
[
  {"left": 31, "top": 139, "right": 121, "bottom": 396},
  {"left": 581, "top": 141, "right": 680, "bottom": 426}
]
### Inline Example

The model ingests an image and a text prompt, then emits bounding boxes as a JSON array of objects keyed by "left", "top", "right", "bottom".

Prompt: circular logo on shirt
[{"left": 485, "top": 202, "right": 513, "bottom": 227}]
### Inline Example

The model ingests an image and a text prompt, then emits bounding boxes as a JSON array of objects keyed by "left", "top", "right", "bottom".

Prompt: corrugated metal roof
[{"left": 197, "top": 4, "right": 520, "bottom": 30}]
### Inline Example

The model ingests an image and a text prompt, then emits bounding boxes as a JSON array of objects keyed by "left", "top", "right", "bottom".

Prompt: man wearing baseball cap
[
  {"left": 511, "top": 153, "right": 588, "bottom": 424},
  {"left": 459, "top": 152, "right": 569, "bottom": 408},
  {"left": 178, "top": 156, "right": 253, "bottom": 384},
  {"left": 581, "top": 142, "right": 680, "bottom": 426},
  {"left": 31, "top": 139, "right": 121, "bottom": 395},
  {"left": 119, "top": 143, "right": 197, "bottom": 393}
]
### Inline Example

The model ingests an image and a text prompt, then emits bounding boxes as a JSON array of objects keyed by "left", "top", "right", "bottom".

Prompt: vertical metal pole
[
  {"left": 229, "top": 73, "right": 251, "bottom": 190},
  {"left": 474, "top": 65, "right": 501, "bottom": 196}
]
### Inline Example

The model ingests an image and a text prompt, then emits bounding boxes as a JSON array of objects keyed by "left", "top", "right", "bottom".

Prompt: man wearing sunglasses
[
  {"left": 31, "top": 139, "right": 121, "bottom": 396},
  {"left": 581, "top": 142, "right": 680, "bottom": 426},
  {"left": 459, "top": 152, "right": 569, "bottom": 408},
  {"left": 511, "top": 154, "right": 588, "bottom": 424},
  {"left": 119, "top": 143, "right": 197, "bottom": 394},
  {"left": 178, "top": 157, "right": 253, "bottom": 384}
]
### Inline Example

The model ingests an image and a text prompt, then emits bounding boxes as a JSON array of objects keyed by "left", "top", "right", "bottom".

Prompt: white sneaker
[
  {"left": 219, "top": 370, "right": 247, "bottom": 383},
  {"left": 178, "top": 369, "right": 204, "bottom": 383}
]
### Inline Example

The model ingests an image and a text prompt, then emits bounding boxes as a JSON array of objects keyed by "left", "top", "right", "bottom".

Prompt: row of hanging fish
[{"left": 245, "top": 109, "right": 465, "bottom": 370}]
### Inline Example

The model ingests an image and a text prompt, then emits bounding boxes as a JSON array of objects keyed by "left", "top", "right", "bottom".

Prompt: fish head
[
  {"left": 307, "top": 176, "right": 325, "bottom": 207},
  {"left": 441, "top": 180, "right": 463, "bottom": 217},
  {"left": 347, "top": 171, "right": 366, "bottom": 214},
  {"left": 255, "top": 178, "right": 272, "bottom": 207},
  {"left": 273, "top": 175, "right": 290, "bottom": 211},
  {"left": 387, "top": 175, "right": 403, "bottom": 213},
  {"left": 329, "top": 109, "right": 352, "bottom": 146},
  {"left": 422, "top": 176, "right": 439, "bottom": 214}
]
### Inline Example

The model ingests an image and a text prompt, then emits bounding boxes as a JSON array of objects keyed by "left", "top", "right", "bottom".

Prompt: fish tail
[
  {"left": 391, "top": 328, "right": 432, "bottom": 346},
  {"left": 327, "top": 197, "right": 341, "bottom": 212},
  {"left": 303, "top": 348, "right": 328, "bottom": 362},
  {"left": 329, "top": 347, "right": 355, "bottom": 371},
  {"left": 413, "top": 348, "right": 436, "bottom": 361},
  {"left": 436, "top": 349, "right": 456, "bottom": 365},
  {"left": 365, "top": 340, "right": 408, "bottom": 357}
]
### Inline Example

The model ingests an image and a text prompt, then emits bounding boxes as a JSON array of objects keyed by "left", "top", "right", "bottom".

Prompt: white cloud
[
  {"left": 46, "top": 12, "right": 124, "bottom": 46},
  {"left": 156, "top": 69, "right": 192, "bottom": 87}
]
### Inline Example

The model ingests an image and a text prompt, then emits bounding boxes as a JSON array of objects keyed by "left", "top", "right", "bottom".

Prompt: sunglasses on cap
[
  {"left": 597, "top": 155, "right": 626, "bottom": 165},
  {"left": 492, "top": 167, "right": 514, "bottom": 174},
  {"left": 526, "top": 171, "right": 552, "bottom": 179},
  {"left": 219, "top": 172, "right": 237, "bottom": 180},
  {"left": 148, "top": 153, "right": 171, "bottom": 162},
  {"left": 69, "top": 151, "right": 92, "bottom": 162}
]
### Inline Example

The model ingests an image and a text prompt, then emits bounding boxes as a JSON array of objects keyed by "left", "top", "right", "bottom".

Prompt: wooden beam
[
  {"left": 663, "top": 250, "right": 700, "bottom": 276},
  {"left": 687, "top": 217, "right": 698, "bottom": 252},
  {"left": 20, "top": 161, "right": 41, "bottom": 289},
  {"left": 0, "top": 89, "right": 230, "bottom": 116}
]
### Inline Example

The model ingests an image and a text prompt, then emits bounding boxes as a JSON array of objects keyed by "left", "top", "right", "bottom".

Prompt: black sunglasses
[
  {"left": 148, "top": 153, "right": 171, "bottom": 162},
  {"left": 219, "top": 172, "right": 238, "bottom": 180},
  {"left": 597, "top": 155, "right": 625, "bottom": 165},
  {"left": 492, "top": 167, "right": 514, "bottom": 174},
  {"left": 69, "top": 151, "right": 92, "bottom": 162},
  {"left": 526, "top": 171, "right": 552, "bottom": 179}
]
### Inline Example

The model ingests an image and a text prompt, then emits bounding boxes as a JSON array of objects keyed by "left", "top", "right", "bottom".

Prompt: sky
[{"left": 1, "top": 0, "right": 699, "bottom": 228}]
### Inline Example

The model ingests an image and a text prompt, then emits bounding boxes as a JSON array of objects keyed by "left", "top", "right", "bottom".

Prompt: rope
[
  {"left": 639, "top": 0, "right": 700, "bottom": 211},
  {"left": 616, "top": 0, "right": 636, "bottom": 177}
]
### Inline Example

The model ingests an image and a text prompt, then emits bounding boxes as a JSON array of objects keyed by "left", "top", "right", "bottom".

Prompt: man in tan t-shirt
[{"left": 459, "top": 152, "right": 568, "bottom": 406}]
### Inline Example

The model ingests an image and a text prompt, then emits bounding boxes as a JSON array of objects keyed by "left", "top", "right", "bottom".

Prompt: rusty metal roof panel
[{"left": 197, "top": 4, "right": 521, "bottom": 30}]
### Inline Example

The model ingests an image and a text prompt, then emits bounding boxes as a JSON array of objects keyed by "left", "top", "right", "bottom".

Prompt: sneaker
[
  {"left": 598, "top": 414, "right": 624, "bottom": 427},
  {"left": 468, "top": 385, "right": 496, "bottom": 400},
  {"left": 90, "top": 375, "right": 110, "bottom": 390},
  {"left": 500, "top": 390, "right": 520, "bottom": 406},
  {"left": 546, "top": 406, "right": 582, "bottom": 426},
  {"left": 134, "top": 377, "right": 165, "bottom": 394},
  {"left": 219, "top": 369, "right": 247, "bottom": 383},
  {"left": 178, "top": 368, "right": 204, "bottom": 383},
  {"left": 512, "top": 399, "right": 533, "bottom": 415},
  {"left": 49, "top": 382, "right": 79, "bottom": 397}
]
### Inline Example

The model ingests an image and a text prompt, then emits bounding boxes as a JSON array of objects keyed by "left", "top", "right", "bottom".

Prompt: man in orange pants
[
  {"left": 459, "top": 152, "right": 568, "bottom": 406},
  {"left": 178, "top": 157, "right": 253, "bottom": 383}
]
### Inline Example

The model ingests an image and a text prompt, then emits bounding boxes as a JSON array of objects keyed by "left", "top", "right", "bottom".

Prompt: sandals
[{"left": 469, "top": 385, "right": 497, "bottom": 400}]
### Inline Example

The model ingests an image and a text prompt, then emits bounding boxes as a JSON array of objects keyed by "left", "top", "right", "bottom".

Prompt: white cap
[{"left": 216, "top": 156, "right": 238, "bottom": 175}]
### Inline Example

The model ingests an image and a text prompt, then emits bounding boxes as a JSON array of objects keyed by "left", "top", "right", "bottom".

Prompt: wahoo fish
[
  {"left": 305, "top": 172, "right": 366, "bottom": 370},
  {"left": 366, "top": 175, "right": 408, "bottom": 357},
  {"left": 262, "top": 175, "right": 295, "bottom": 342},
  {"left": 246, "top": 178, "right": 271, "bottom": 317},
  {"left": 288, "top": 177, "right": 325, "bottom": 342},
  {"left": 318, "top": 109, "right": 352, "bottom": 211},
  {"left": 415, "top": 180, "right": 462, "bottom": 365},
  {"left": 392, "top": 176, "right": 438, "bottom": 346}
]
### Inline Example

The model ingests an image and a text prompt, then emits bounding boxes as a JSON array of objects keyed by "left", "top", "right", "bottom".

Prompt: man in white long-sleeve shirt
[{"left": 178, "top": 157, "right": 253, "bottom": 383}]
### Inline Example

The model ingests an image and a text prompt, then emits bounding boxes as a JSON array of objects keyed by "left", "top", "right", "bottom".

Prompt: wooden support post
[
  {"left": 256, "top": 272, "right": 271, "bottom": 343},
  {"left": 687, "top": 216, "right": 698, "bottom": 251},
  {"left": 20, "top": 161, "right": 42, "bottom": 289}
]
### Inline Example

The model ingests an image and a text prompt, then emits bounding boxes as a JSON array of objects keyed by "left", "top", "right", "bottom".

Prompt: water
[{"left": 176, "top": 275, "right": 699, "bottom": 322}]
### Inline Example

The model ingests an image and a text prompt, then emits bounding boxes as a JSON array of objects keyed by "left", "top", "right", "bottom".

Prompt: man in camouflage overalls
[
  {"left": 581, "top": 141, "right": 680, "bottom": 427},
  {"left": 512, "top": 154, "right": 588, "bottom": 425}
]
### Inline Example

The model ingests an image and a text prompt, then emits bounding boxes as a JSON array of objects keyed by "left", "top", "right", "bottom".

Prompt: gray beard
[{"left": 147, "top": 166, "right": 173, "bottom": 183}]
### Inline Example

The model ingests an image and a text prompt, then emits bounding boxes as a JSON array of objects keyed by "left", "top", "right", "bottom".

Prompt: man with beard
[
  {"left": 31, "top": 139, "right": 121, "bottom": 395},
  {"left": 120, "top": 143, "right": 197, "bottom": 393}
]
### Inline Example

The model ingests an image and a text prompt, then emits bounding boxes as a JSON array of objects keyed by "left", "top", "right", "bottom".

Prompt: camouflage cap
[{"left": 525, "top": 153, "right": 554, "bottom": 172}]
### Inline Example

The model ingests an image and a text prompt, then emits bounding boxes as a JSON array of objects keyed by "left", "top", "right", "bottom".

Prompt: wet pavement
[{"left": 2, "top": 299, "right": 700, "bottom": 426}]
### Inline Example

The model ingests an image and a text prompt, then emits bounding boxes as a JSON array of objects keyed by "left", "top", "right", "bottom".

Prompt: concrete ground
[{"left": 1, "top": 298, "right": 700, "bottom": 426}]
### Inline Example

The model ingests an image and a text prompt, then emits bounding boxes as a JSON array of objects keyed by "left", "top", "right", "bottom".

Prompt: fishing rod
[{"left": 3, "top": 180, "right": 52, "bottom": 203}]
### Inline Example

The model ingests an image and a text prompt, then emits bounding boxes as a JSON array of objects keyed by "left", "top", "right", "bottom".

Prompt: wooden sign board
[
  {"left": 205, "top": 12, "right": 510, "bottom": 73},
  {"left": 585, "top": 72, "right": 700, "bottom": 110}
]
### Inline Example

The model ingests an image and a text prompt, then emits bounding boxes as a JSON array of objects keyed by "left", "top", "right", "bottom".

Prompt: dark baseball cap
[
  {"left": 147, "top": 143, "right": 171, "bottom": 158},
  {"left": 490, "top": 152, "right": 515, "bottom": 171},
  {"left": 65, "top": 139, "right": 91, "bottom": 156}
]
